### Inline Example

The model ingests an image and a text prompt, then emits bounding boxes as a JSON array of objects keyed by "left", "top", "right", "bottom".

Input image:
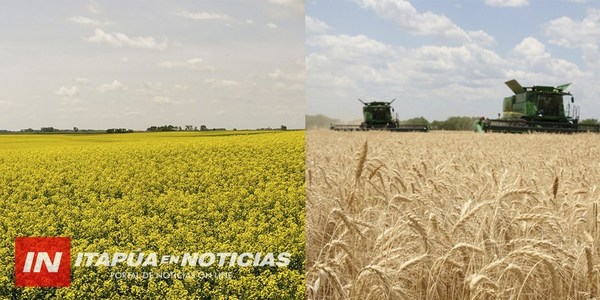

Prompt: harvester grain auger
[
  {"left": 483, "top": 79, "right": 600, "bottom": 133},
  {"left": 330, "top": 99, "right": 429, "bottom": 132}
]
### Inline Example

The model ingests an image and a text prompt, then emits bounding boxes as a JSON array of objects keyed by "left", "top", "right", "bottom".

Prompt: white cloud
[
  {"left": 136, "top": 82, "right": 165, "bottom": 96},
  {"left": 544, "top": 8, "right": 600, "bottom": 66},
  {"left": 143, "top": 81, "right": 164, "bottom": 90},
  {"left": 74, "top": 78, "right": 90, "bottom": 86},
  {"left": 56, "top": 106, "right": 87, "bottom": 113},
  {"left": 513, "top": 37, "right": 550, "bottom": 59},
  {"left": 85, "top": 28, "right": 167, "bottom": 50},
  {"left": 306, "top": 16, "right": 332, "bottom": 33},
  {"left": 268, "top": 69, "right": 284, "bottom": 79},
  {"left": 511, "top": 37, "right": 584, "bottom": 79},
  {"left": 468, "top": 30, "right": 496, "bottom": 46},
  {"left": 97, "top": 80, "right": 126, "bottom": 92},
  {"left": 55, "top": 86, "right": 79, "bottom": 97},
  {"left": 158, "top": 57, "right": 215, "bottom": 71},
  {"left": 151, "top": 96, "right": 194, "bottom": 105},
  {"left": 307, "top": 34, "right": 393, "bottom": 59},
  {"left": 310, "top": 35, "right": 584, "bottom": 110},
  {"left": 152, "top": 96, "right": 173, "bottom": 104},
  {"left": 88, "top": 1, "right": 102, "bottom": 14},
  {"left": 309, "top": 1, "right": 584, "bottom": 122},
  {"left": 203, "top": 79, "right": 240, "bottom": 88},
  {"left": 174, "top": 84, "right": 188, "bottom": 90},
  {"left": 485, "top": 0, "right": 529, "bottom": 7},
  {"left": 69, "top": 16, "right": 102, "bottom": 26},
  {"left": 174, "top": 10, "right": 229, "bottom": 20},
  {"left": 356, "top": 0, "right": 494, "bottom": 46},
  {"left": 267, "top": 22, "right": 278, "bottom": 29},
  {"left": 311, "top": 33, "right": 582, "bottom": 87},
  {"left": 267, "top": 67, "right": 304, "bottom": 91},
  {"left": 306, "top": 32, "right": 589, "bottom": 120},
  {"left": 268, "top": 68, "right": 304, "bottom": 82},
  {"left": 268, "top": 0, "right": 303, "bottom": 11},
  {"left": 124, "top": 111, "right": 144, "bottom": 117}
]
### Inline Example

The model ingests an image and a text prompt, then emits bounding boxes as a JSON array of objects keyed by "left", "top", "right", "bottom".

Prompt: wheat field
[{"left": 306, "top": 130, "right": 600, "bottom": 299}]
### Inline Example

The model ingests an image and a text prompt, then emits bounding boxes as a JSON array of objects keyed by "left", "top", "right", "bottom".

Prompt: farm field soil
[
  {"left": 307, "top": 130, "right": 600, "bottom": 299},
  {"left": 0, "top": 131, "right": 305, "bottom": 299}
]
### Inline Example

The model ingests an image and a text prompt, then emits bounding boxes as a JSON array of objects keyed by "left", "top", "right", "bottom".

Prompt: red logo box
[{"left": 15, "top": 237, "right": 71, "bottom": 287}]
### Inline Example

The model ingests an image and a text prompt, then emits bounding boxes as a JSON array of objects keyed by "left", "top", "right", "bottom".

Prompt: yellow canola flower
[{"left": 0, "top": 131, "right": 305, "bottom": 299}]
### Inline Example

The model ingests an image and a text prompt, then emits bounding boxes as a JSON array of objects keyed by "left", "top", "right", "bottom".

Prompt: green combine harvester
[
  {"left": 330, "top": 99, "right": 429, "bottom": 132},
  {"left": 483, "top": 79, "right": 600, "bottom": 133}
]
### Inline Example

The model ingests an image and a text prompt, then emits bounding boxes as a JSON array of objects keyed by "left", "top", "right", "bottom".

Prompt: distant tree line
[
  {"left": 147, "top": 125, "right": 180, "bottom": 132},
  {"left": 8, "top": 123, "right": 294, "bottom": 134},
  {"left": 257, "top": 125, "right": 288, "bottom": 131},
  {"left": 145, "top": 125, "right": 229, "bottom": 132},
  {"left": 145, "top": 124, "right": 288, "bottom": 132},
  {"left": 307, "top": 114, "right": 600, "bottom": 131},
  {"left": 580, "top": 118, "right": 600, "bottom": 125},
  {"left": 106, "top": 128, "right": 134, "bottom": 134},
  {"left": 305, "top": 114, "right": 482, "bottom": 131},
  {"left": 429, "top": 117, "right": 481, "bottom": 131},
  {"left": 401, "top": 116, "right": 482, "bottom": 131}
]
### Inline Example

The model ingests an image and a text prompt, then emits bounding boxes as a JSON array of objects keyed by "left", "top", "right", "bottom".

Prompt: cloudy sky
[
  {"left": 0, "top": 1, "right": 304, "bottom": 131},
  {"left": 307, "top": 0, "right": 600, "bottom": 122}
]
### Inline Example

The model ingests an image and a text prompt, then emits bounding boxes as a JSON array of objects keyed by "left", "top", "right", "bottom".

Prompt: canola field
[
  {"left": 307, "top": 130, "right": 600, "bottom": 299},
  {"left": 0, "top": 131, "right": 305, "bottom": 299}
]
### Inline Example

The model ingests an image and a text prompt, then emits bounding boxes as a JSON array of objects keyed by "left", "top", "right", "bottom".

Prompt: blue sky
[
  {"left": 306, "top": 0, "right": 600, "bottom": 122},
  {"left": 0, "top": 1, "right": 304, "bottom": 131}
]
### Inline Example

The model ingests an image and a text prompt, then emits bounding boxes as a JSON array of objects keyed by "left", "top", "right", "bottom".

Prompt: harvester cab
[
  {"left": 330, "top": 99, "right": 428, "bottom": 132},
  {"left": 483, "top": 79, "right": 598, "bottom": 133},
  {"left": 359, "top": 99, "right": 398, "bottom": 129},
  {"left": 502, "top": 79, "right": 576, "bottom": 122}
]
